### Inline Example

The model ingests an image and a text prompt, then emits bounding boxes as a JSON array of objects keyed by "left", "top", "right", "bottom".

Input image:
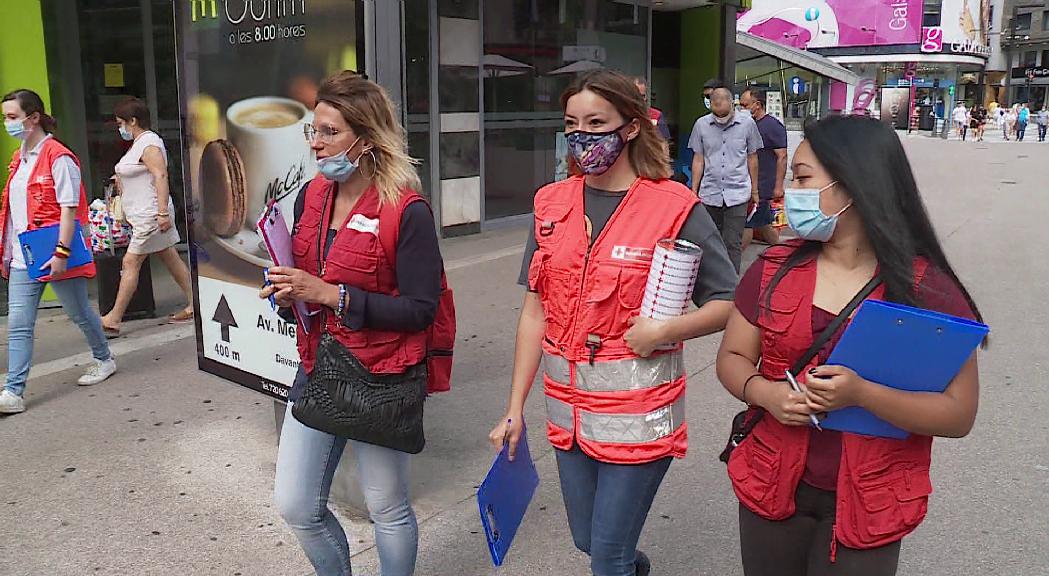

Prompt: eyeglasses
[{"left": 303, "top": 123, "right": 343, "bottom": 144}]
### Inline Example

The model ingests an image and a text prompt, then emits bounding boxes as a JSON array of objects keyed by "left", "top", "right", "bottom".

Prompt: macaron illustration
[{"left": 200, "top": 139, "right": 247, "bottom": 238}]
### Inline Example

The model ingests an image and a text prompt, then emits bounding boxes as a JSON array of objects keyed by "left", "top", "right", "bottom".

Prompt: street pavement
[{"left": 1, "top": 135, "right": 1047, "bottom": 576}]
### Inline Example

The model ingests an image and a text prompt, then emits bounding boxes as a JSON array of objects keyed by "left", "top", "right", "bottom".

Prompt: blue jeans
[
  {"left": 274, "top": 401, "right": 418, "bottom": 576},
  {"left": 5, "top": 268, "right": 111, "bottom": 396},
  {"left": 556, "top": 445, "right": 673, "bottom": 576},
  {"left": 1018, "top": 121, "right": 1028, "bottom": 140}
]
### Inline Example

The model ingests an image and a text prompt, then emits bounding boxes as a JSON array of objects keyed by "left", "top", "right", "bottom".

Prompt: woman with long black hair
[{"left": 717, "top": 115, "right": 983, "bottom": 576}]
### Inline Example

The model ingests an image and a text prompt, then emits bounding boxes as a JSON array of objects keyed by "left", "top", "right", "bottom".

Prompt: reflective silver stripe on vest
[
  {"left": 576, "top": 351, "right": 684, "bottom": 392},
  {"left": 546, "top": 395, "right": 574, "bottom": 432},
  {"left": 578, "top": 397, "right": 686, "bottom": 444},
  {"left": 543, "top": 353, "right": 571, "bottom": 385}
]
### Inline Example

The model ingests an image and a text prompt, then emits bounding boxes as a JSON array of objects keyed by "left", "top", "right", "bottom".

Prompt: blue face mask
[
  {"left": 784, "top": 181, "right": 851, "bottom": 242},
  {"left": 118, "top": 126, "right": 134, "bottom": 141},
  {"left": 317, "top": 137, "right": 365, "bottom": 183},
  {"left": 5, "top": 119, "right": 27, "bottom": 140}
]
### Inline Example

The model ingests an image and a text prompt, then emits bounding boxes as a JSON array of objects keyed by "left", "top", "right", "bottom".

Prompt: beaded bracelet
[{"left": 335, "top": 284, "right": 348, "bottom": 317}]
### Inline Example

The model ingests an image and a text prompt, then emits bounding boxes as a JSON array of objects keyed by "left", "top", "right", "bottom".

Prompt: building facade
[
  {"left": 1001, "top": 0, "right": 1049, "bottom": 108},
  {"left": 738, "top": 1, "right": 993, "bottom": 131}
]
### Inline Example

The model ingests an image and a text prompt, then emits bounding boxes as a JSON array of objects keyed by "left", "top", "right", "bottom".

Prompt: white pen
[{"left": 784, "top": 369, "right": 822, "bottom": 430}]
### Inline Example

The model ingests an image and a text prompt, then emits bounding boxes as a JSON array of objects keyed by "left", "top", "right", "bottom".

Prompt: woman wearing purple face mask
[{"left": 491, "top": 70, "right": 739, "bottom": 576}]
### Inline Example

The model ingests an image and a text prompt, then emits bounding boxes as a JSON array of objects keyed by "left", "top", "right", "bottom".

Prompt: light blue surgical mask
[
  {"left": 5, "top": 119, "right": 27, "bottom": 140},
  {"left": 316, "top": 137, "right": 365, "bottom": 183},
  {"left": 118, "top": 126, "right": 134, "bottom": 141},
  {"left": 784, "top": 181, "right": 851, "bottom": 242}
]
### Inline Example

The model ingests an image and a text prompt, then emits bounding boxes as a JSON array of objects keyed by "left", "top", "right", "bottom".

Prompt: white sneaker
[
  {"left": 0, "top": 389, "right": 26, "bottom": 414},
  {"left": 78, "top": 358, "right": 117, "bottom": 386}
]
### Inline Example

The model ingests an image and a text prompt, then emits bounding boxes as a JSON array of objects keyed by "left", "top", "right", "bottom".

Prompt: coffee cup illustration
[{"left": 225, "top": 96, "right": 316, "bottom": 230}]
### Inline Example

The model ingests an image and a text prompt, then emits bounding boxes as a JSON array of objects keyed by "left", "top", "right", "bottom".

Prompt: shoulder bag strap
[{"left": 789, "top": 275, "right": 882, "bottom": 375}]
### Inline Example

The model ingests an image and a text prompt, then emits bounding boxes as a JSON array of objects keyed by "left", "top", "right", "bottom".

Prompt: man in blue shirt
[
  {"left": 1017, "top": 103, "right": 1030, "bottom": 141},
  {"left": 740, "top": 87, "right": 787, "bottom": 251},
  {"left": 688, "top": 87, "right": 761, "bottom": 272}
]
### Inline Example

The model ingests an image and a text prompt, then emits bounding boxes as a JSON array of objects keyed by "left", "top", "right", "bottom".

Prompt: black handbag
[
  {"left": 292, "top": 332, "right": 428, "bottom": 454},
  {"left": 719, "top": 276, "right": 882, "bottom": 464},
  {"left": 291, "top": 186, "right": 427, "bottom": 454}
]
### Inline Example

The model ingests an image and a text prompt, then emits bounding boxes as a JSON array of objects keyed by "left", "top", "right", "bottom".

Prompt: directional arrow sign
[{"left": 212, "top": 295, "right": 238, "bottom": 343}]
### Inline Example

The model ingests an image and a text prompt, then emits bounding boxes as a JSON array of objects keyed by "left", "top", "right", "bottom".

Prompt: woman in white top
[{"left": 101, "top": 97, "right": 193, "bottom": 335}]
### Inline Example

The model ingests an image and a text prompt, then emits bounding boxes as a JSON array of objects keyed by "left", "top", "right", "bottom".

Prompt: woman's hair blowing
[
  {"left": 316, "top": 71, "right": 420, "bottom": 205},
  {"left": 560, "top": 69, "right": 672, "bottom": 180},
  {"left": 765, "top": 115, "right": 983, "bottom": 326},
  {"left": 2, "top": 89, "right": 58, "bottom": 133}
]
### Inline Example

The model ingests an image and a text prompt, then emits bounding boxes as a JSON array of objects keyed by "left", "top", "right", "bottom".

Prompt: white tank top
[{"left": 114, "top": 131, "right": 174, "bottom": 225}]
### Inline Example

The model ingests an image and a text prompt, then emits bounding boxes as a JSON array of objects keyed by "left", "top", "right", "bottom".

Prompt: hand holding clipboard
[
  {"left": 817, "top": 300, "right": 988, "bottom": 439},
  {"left": 256, "top": 202, "right": 312, "bottom": 333}
]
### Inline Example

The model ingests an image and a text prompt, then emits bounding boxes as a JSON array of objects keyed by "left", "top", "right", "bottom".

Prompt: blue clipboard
[
  {"left": 477, "top": 426, "right": 540, "bottom": 567},
  {"left": 19, "top": 222, "right": 93, "bottom": 280},
  {"left": 821, "top": 300, "right": 988, "bottom": 439}
]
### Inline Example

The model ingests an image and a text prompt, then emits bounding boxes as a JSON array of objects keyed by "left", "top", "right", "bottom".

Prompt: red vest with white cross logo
[
  {"left": 528, "top": 175, "right": 698, "bottom": 464},
  {"left": 727, "top": 240, "right": 934, "bottom": 558},
  {"left": 0, "top": 138, "right": 94, "bottom": 280}
]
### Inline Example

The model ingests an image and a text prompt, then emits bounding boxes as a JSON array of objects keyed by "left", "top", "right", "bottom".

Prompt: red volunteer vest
[
  {"left": 292, "top": 177, "right": 427, "bottom": 376},
  {"left": 0, "top": 138, "right": 95, "bottom": 280},
  {"left": 529, "top": 176, "right": 698, "bottom": 465},
  {"left": 727, "top": 241, "right": 934, "bottom": 556}
]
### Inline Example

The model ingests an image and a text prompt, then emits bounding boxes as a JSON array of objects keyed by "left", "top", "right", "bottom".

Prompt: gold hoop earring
[{"left": 365, "top": 150, "right": 378, "bottom": 179}]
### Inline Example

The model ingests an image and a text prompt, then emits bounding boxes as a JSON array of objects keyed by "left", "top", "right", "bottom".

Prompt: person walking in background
[
  {"left": 1017, "top": 103, "right": 1031, "bottom": 141},
  {"left": 1035, "top": 105, "right": 1048, "bottom": 142},
  {"left": 100, "top": 97, "right": 194, "bottom": 336},
  {"left": 971, "top": 106, "right": 986, "bottom": 142},
  {"left": 952, "top": 101, "right": 968, "bottom": 140},
  {"left": 717, "top": 115, "right": 984, "bottom": 576},
  {"left": 702, "top": 78, "right": 724, "bottom": 112},
  {"left": 494, "top": 69, "right": 737, "bottom": 576},
  {"left": 1003, "top": 106, "right": 1016, "bottom": 140},
  {"left": 689, "top": 86, "right": 762, "bottom": 272},
  {"left": 265, "top": 71, "right": 444, "bottom": 576},
  {"left": 0, "top": 89, "right": 116, "bottom": 414},
  {"left": 634, "top": 77, "right": 671, "bottom": 141},
  {"left": 739, "top": 87, "right": 785, "bottom": 251}
]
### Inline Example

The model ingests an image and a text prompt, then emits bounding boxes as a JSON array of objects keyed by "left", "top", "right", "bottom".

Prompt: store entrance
[{"left": 41, "top": 0, "right": 185, "bottom": 235}]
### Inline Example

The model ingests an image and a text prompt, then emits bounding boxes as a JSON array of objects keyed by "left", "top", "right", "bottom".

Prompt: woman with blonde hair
[
  {"left": 263, "top": 71, "right": 444, "bottom": 576},
  {"left": 489, "top": 69, "right": 738, "bottom": 576}
]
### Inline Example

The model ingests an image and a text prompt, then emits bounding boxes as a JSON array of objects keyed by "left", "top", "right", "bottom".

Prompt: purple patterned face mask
[{"left": 567, "top": 124, "right": 629, "bottom": 175}]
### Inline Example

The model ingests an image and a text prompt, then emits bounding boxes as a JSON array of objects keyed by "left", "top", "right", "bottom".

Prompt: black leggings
[{"left": 738, "top": 483, "right": 902, "bottom": 576}]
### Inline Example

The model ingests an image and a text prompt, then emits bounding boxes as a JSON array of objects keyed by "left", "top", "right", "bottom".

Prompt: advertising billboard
[
  {"left": 738, "top": 0, "right": 923, "bottom": 49},
  {"left": 926, "top": 0, "right": 990, "bottom": 57},
  {"left": 174, "top": 0, "right": 364, "bottom": 399}
]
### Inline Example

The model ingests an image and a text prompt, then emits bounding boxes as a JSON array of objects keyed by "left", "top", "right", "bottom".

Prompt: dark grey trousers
[{"left": 705, "top": 201, "right": 749, "bottom": 273}]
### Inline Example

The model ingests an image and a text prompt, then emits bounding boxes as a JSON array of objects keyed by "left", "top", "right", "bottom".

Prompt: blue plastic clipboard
[
  {"left": 821, "top": 300, "right": 989, "bottom": 439},
  {"left": 19, "top": 222, "right": 93, "bottom": 280},
  {"left": 477, "top": 426, "right": 540, "bottom": 567}
]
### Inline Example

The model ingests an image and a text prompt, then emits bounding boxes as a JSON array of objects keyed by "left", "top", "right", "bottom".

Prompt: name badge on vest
[
  {"left": 347, "top": 214, "right": 380, "bottom": 235},
  {"left": 611, "top": 245, "right": 653, "bottom": 264}
]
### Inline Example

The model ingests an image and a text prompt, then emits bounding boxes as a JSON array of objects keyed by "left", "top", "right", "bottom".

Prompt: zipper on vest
[{"left": 829, "top": 524, "right": 839, "bottom": 563}]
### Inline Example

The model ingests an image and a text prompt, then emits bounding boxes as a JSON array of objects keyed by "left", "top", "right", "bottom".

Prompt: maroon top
[{"left": 735, "top": 259, "right": 977, "bottom": 490}]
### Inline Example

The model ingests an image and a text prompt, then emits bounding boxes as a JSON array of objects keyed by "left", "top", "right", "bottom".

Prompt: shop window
[
  {"left": 1024, "top": 51, "right": 1038, "bottom": 67},
  {"left": 481, "top": 0, "right": 648, "bottom": 220}
]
